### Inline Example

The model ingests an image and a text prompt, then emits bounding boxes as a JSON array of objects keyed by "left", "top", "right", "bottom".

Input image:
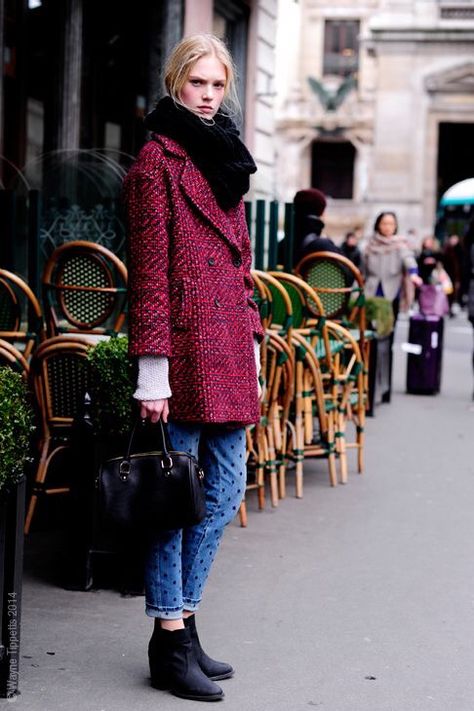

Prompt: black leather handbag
[{"left": 97, "top": 419, "right": 206, "bottom": 532}]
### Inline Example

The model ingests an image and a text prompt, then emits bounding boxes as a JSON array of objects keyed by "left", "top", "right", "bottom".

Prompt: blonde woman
[{"left": 123, "top": 34, "right": 263, "bottom": 702}]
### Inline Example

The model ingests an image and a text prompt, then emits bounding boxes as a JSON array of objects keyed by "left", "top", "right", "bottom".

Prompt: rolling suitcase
[{"left": 406, "top": 314, "right": 443, "bottom": 394}]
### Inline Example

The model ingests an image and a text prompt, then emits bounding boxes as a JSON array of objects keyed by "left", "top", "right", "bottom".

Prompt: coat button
[
  {"left": 208, "top": 257, "right": 215, "bottom": 266},
  {"left": 214, "top": 297, "right": 221, "bottom": 308},
  {"left": 233, "top": 256, "right": 242, "bottom": 268}
]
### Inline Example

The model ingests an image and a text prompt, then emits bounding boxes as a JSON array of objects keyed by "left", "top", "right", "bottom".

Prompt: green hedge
[
  {"left": 0, "top": 368, "right": 34, "bottom": 493},
  {"left": 87, "top": 336, "right": 135, "bottom": 437},
  {"left": 365, "top": 297, "right": 394, "bottom": 338}
]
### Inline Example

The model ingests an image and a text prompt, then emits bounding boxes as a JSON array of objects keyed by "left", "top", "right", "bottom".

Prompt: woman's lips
[{"left": 198, "top": 106, "right": 213, "bottom": 113}]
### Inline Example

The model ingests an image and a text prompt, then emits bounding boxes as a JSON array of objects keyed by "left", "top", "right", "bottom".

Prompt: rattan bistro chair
[
  {"left": 269, "top": 271, "right": 365, "bottom": 483},
  {"left": 0, "top": 338, "right": 30, "bottom": 378},
  {"left": 239, "top": 329, "right": 295, "bottom": 525},
  {"left": 0, "top": 268, "right": 45, "bottom": 359},
  {"left": 42, "top": 241, "right": 128, "bottom": 338},
  {"left": 295, "top": 251, "right": 371, "bottom": 381},
  {"left": 24, "top": 336, "right": 92, "bottom": 534}
]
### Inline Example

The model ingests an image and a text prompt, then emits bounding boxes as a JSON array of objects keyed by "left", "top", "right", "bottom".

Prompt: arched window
[{"left": 311, "top": 140, "right": 355, "bottom": 199}]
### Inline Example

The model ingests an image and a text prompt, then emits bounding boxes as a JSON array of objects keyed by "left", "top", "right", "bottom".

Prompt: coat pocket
[{"left": 170, "top": 279, "right": 193, "bottom": 330}]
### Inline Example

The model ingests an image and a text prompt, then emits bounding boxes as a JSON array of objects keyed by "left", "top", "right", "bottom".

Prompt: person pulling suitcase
[{"left": 406, "top": 281, "right": 449, "bottom": 395}]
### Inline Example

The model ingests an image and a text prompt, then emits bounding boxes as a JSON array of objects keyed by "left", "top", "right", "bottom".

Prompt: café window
[
  {"left": 323, "top": 20, "right": 359, "bottom": 78},
  {"left": 311, "top": 140, "right": 355, "bottom": 200}
]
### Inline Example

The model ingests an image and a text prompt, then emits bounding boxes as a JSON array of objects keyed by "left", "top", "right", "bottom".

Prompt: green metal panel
[
  {"left": 254, "top": 199, "right": 265, "bottom": 270},
  {"left": 268, "top": 200, "right": 279, "bottom": 271},
  {"left": 244, "top": 200, "right": 252, "bottom": 232},
  {"left": 284, "top": 202, "right": 294, "bottom": 272}
]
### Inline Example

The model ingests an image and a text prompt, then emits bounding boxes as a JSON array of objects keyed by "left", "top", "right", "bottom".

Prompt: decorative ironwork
[{"left": 39, "top": 203, "right": 125, "bottom": 257}]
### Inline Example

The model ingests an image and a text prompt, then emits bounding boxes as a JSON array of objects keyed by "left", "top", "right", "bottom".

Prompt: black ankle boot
[
  {"left": 149, "top": 627, "right": 224, "bottom": 701},
  {"left": 184, "top": 615, "right": 234, "bottom": 681}
]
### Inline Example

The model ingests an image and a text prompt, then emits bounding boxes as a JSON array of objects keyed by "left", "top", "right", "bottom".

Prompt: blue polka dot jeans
[{"left": 144, "top": 421, "right": 246, "bottom": 619}]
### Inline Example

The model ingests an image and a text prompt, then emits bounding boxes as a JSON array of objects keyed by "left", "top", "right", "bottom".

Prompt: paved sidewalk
[{"left": 16, "top": 315, "right": 474, "bottom": 711}]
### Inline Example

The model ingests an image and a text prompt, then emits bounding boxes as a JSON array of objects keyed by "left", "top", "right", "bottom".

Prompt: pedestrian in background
[
  {"left": 341, "top": 230, "right": 362, "bottom": 270},
  {"left": 363, "top": 211, "right": 422, "bottom": 400},
  {"left": 363, "top": 211, "right": 422, "bottom": 322},
  {"left": 291, "top": 188, "right": 342, "bottom": 266},
  {"left": 462, "top": 219, "right": 474, "bottom": 399},
  {"left": 124, "top": 33, "right": 263, "bottom": 702},
  {"left": 443, "top": 233, "right": 464, "bottom": 316},
  {"left": 417, "top": 236, "right": 442, "bottom": 286}
]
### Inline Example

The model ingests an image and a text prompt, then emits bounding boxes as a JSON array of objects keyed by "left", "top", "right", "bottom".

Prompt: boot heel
[{"left": 151, "top": 673, "right": 171, "bottom": 691}]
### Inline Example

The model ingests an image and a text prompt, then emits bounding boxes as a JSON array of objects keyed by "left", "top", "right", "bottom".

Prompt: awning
[{"left": 440, "top": 178, "right": 474, "bottom": 206}]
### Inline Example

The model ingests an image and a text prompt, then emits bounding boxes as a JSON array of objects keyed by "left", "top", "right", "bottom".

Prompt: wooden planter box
[
  {"left": 66, "top": 420, "right": 144, "bottom": 594},
  {"left": 0, "top": 478, "right": 26, "bottom": 699},
  {"left": 367, "top": 332, "right": 393, "bottom": 416}
]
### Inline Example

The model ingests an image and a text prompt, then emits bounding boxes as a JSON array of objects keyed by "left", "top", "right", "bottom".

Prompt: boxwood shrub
[{"left": 0, "top": 368, "right": 34, "bottom": 493}]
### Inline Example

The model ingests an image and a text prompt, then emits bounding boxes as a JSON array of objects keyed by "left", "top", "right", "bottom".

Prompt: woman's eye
[
  {"left": 214, "top": 83, "right": 225, "bottom": 89},
  {"left": 190, "top": 80, "right": 201, "bottom": 86}
]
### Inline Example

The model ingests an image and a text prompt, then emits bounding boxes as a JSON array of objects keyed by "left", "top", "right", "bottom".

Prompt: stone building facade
[
  {"left": 275, "top": 0, "right": 474, "bottom": 240},
  {"left": 185, "top": 0, "right": 279, "bottom": 199}
]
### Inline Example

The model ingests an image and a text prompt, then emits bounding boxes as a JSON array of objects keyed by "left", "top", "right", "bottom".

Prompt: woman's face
[
  {"left": 377, "top": 214, "right": 397, "bottom": 237},
  {"left": 179, "top": 54, "right": 227, "bottom": 119}
]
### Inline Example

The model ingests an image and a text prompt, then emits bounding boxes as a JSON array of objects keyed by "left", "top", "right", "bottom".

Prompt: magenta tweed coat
[{"left": 123, "top": 134, "right": 264, "bottom": 425}]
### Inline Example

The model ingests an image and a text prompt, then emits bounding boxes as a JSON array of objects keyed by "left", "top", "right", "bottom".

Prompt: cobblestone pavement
[{"left": 17, "top": 313, "right": 474, "bottom": 711}]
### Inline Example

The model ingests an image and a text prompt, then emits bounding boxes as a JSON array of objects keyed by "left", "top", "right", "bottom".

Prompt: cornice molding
[
  {"left": 425, "top": 61, "right": 474, "bottom": 92},
  {"left": 369, "top": 27, "right": 474, "bottom": 43}
]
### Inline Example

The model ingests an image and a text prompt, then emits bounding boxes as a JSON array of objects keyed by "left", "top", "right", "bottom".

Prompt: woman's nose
[{"left": 203, "top": 84, "right": 214, "bottom": 100}]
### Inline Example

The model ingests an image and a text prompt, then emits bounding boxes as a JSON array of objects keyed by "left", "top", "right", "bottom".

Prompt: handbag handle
[{"left": 119, "top": 417, "right": 174, "bottom": 479}]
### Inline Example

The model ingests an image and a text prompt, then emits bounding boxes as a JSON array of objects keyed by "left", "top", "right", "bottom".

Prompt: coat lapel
[{"left": 157, "top": 135, "right": 242, "bottom": 254}]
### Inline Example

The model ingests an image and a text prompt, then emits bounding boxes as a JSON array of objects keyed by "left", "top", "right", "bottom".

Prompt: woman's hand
[
  {"left": 140, "top": 399, "right": 169, "bottom": 423},
  {"left": 410, "top": 274, "right": 423, "bottom": 287}
]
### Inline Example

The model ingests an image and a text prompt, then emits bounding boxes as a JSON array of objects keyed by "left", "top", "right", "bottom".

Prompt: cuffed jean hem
[
  {"left": 182, "top": 599, "right": 201, "bottom": 613},
  {"left": 145, "top": 604, "right": 184, "bottom": 620}
]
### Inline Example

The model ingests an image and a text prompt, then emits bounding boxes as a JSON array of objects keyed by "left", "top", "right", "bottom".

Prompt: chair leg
[
  {"left": 278, "top": 461, "right": 286, "bottom": 499},
  {"left": 357, "top": 423, "right": 365, "bottom": 473},
  {"left": 25, "top": 441, "right": 69, "bottom": 535},
  {"left": 294, "top": 425, "right": 304, "bottom": 499},
  {"left": 266, "top": 427, "right": 279, "bottom": 508},
  {"left": 327, "top": 412, "right": 338, "bottom": 488},
  {"left": 337, "top": 410, "right": 348, "bottom": 485},
  {"left": 256, "top": 428, "right": 266, "bottom": 510},
  {"left": 24, "top": 437, "right": 50, "bottom": 535},
  {"left": 280, "top": 421, "right": 295, "bottom": 500},
  {"left": 239, "top": 500, "right": 248, "bottom": 528}
]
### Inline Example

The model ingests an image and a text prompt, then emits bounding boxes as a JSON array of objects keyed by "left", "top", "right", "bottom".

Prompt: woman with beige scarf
[{"left": 363, "top": 211, "right": 422, "bottom": 322}]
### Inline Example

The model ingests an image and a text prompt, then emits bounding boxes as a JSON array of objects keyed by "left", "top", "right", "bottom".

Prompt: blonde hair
[{"left": 163, "top": 34, "right": 241, "bottom": 119}]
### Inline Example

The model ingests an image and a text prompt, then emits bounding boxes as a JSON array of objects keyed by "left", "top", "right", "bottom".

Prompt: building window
[
  {"left": 323, "top": 20, "right": 359, "bottom": 78},
  {"left": 440, "top": 6, "right": 474, "bottom": 18},
  {"left": 311, "top": 141, "right": 355, "bottom": 200},
  {"left": 213, "top": 0, "right": 249, "bottom": 115}
]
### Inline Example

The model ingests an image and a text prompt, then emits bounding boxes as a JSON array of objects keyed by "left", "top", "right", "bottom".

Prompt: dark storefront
[{"left": 0, "top": 0, "right": 183, "bottom": 278}]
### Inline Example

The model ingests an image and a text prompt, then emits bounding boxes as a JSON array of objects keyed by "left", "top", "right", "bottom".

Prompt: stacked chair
[
  {"left": 0, "top": 339, "right": 30, "bottom": 378},
  {"left": 240, "top": 252, "right": 369, "bottom": 524},
  {"left": 42, "top": 240, "right": 128, "bottom": 338},
  {"left": 294, "top": 252, "right": 370, "bottom": 475},
  {"left": 0, "top": 242, "right": 128, "bottom": 534},
  {"left": 0, "top": 268, "right": 45, "bottom": 357},
  {"left": 24, "top": 335, "right": 92, "bottom": 534},
  {"left": 3, "top": 235, "right": 370, "bottom": 533}
]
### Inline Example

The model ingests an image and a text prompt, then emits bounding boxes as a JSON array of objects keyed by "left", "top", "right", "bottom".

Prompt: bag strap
[{"left": 124, "top": 416, "right": 173, "bottom": 461}]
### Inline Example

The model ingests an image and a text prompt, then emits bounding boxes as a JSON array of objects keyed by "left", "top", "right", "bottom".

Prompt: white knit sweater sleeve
[
  {"left": 134, "top": 338, "right": 261, "bottom": 402},
  {"left": 254, "top": 337, "right": 261, "bottom": 375},
  {"left": 133, "top": 355, "right": 172, "bottom": 401}
]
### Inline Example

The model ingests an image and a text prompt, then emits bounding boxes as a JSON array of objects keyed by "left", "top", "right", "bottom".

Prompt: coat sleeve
[
  {"left": 124, "top": 158, "right": 172, "bottom": 357},
  {"left": 240, "top": 205, "right": 264, "bottom": 341},
  {"left": 400, "top": 243, "right": 418, "bottom": 274}
]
